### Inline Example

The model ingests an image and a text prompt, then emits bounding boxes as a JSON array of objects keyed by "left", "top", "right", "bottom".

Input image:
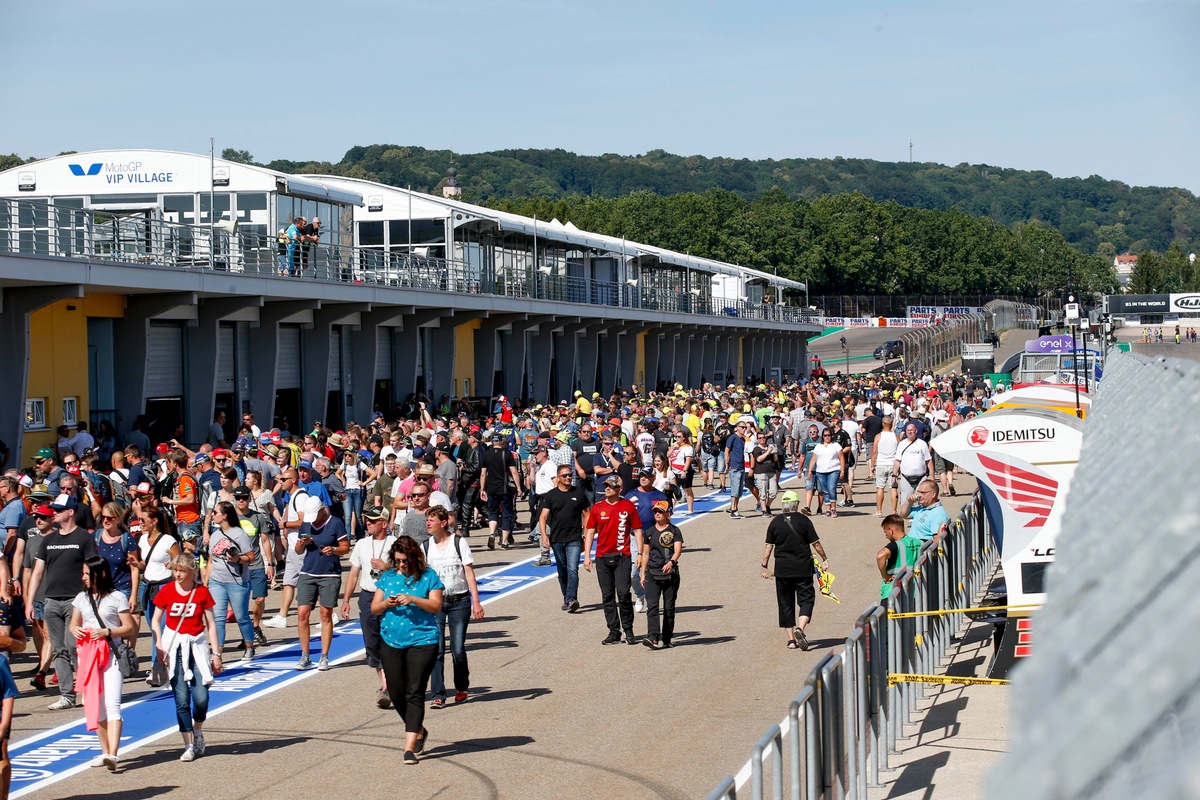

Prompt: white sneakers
[
  {"left": 634, "top": 598, "right": 646, "bottom": 614},
  {"left": 262, "top": 616, "right": 288, "bottom": 629}
]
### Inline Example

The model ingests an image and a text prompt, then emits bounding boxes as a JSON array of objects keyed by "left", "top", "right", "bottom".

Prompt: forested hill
[{"left": 260, "top": 145, "right": 1199, "bottom": 258}]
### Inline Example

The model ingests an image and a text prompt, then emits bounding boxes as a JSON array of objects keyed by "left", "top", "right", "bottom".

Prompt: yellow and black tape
[
  {"left": 888, "top": 673, "right": 1010, "bottom": 687},
  {"left": 887, "top": 603, "right": 1039, "bottom": 619}
]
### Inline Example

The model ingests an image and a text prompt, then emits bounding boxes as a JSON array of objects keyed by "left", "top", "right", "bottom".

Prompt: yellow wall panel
[{"left": 454, "top": 318, "right": 481, "bottom": 399}]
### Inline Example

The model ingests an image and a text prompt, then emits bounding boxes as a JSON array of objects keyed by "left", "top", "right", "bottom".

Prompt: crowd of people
[{"left": 0, "top": 364, "right": 997, "bottom": 783}]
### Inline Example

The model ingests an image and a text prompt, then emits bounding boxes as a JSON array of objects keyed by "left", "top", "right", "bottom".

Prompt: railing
[
  {"left": 899, "top": 299, "right": 1038, "bottom": 373},
  {"left": 709, "top": 494, "right": 996, "bottom": 799},
  {"left": 0, "top": 199, "right": 821, "bottom": 327}
]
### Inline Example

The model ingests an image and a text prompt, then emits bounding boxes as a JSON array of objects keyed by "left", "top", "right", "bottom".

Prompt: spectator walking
[
  {"left": 422, "top": 507, "right": 483, "bottom": 709},
  {"left": 638, "top": 501, "right": 682, "bottom": 650},
  {"left": 340, "top": 507, "right": 396, "bottom": 709},
  {"left": 583, "top": 476, "right": 642, "bottom": 646},
  {"left": 761, "top": 491, "right": 829, "bottom": 650}
]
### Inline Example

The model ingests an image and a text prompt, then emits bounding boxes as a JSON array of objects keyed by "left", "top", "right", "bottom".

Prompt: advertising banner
[
  {"left": 824, "top": 317, "right": 845, "bottom": 327},
  {"left": 907, "top": 305, "right": 985, "bottom": 322},
  {"left": 1106, "top": 294, "right": 1169, "bottom": 313},
  {"left": 885, "top": 318, "right": 910, "bottom": 327},
  {"left": 847, "top": 317, "right": 872, "bottom": 327}
]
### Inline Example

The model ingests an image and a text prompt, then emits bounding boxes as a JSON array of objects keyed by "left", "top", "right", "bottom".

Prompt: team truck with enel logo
[{"left": 931, "top": 405, "right": 1084, "bottom": 678}]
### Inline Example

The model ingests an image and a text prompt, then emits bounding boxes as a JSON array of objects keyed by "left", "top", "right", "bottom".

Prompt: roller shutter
[
  {"left": 145, "top": 321, "right": 184, "bottom": 398},
  {"left": 217, "top": 324, "right": 235, "bottom": 391},
  {"left": 375, "top": 327, "right": 393, "bottom": 380},
  {"left": 327, "top": 328, "right": 342, "bottom": 390},
  {"left": 276, "top": 325, "right": 302, "bottom": 389}
]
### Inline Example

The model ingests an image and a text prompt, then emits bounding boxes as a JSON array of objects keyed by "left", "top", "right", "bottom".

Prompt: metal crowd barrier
[
  {"left": 0, "top": 198, "right": 821, "bottom": 327},
  {"left": 899, "top": 299, "right": 1038, "bottom": 373},
  {"left": 709, "top": 494, "right": 996, "bottom": 800}
]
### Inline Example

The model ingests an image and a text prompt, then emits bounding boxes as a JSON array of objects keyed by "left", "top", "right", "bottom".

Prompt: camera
[{"left": 370, "top": 568, "right": 382, "bottom": 580}]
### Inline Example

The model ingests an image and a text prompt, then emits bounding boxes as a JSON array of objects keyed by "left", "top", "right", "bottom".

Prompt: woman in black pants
[
  {"left": 638, "top": 501, "right": 683, "bottom": 650},
  {"left": 372, "top": 536, "right": 444, "bottom": 764}
]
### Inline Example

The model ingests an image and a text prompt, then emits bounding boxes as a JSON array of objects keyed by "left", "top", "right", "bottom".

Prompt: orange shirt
[{"left": 175, "top": 472, "right": 201, "bottom": 523}]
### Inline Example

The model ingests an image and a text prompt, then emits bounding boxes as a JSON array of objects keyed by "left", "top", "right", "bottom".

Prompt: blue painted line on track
[{"left": 9, "top": 470, "right": 799, "bottom": 796}]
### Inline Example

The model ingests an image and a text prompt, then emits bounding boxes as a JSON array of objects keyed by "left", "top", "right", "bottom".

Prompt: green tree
[
  {"left": 1128, "top": 250, "right": 1164, "bottom": 294},
  {"left": 221, "top": 148, "right": 255, "bottom": 164}
]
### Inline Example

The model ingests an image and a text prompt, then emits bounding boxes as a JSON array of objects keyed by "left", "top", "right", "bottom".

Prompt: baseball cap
[
  {"left": 66, "top": 463, "right": 81, "bottom": 475},
  {"left": 362, "top": 507, "right": 388, "bottom": 522},
  {"left": 651, "top": 500, "right": 671, "bottom": 514},
  {"left": 604, "top": 475, "right": 623, "bottom": 487},
  {"left": 555, "top": 431, "right": 570, "bottom": 443},
  {"left": 298, "top": 494, "right": 324, "bottom": 521},
  {"left": 415, "top": 464, "right": 438, "bottom": 477},
  {"left": 49, "top": 493, "right": 78, "bottom": 511},
  {"left": 780, "top": 490, "right": 800, "bottom": 504},
  {"left": 32, "top": 504, "right": 54, "bottom": 518},
  {"left": 212, "top": 448, "right": 228, "bottom": 459},
  {"left": 297, "top": 460, "right": 314, "bottom": 470},
  {"left": 193, "top": 454, "right": 211, "bottom": 466},
  {"left": 232, "top": 487, "right": 251, "bottom": 500},
  {"left": 639, "top": 467, "right": 655, "bottom": 478},
  {"left": 33, "top": 447, "right": 55, "bottom": 461},
  {"left": 17, "top": 474, "right": 33, "bottom": 489},
  {"left": 130, "top": 481, "right": 155, "bottom": 495}
]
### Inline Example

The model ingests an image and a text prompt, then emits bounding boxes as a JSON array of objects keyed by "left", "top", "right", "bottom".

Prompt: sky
[{"left": 3, "top": 0, "right": 1197, "bottom": 192}]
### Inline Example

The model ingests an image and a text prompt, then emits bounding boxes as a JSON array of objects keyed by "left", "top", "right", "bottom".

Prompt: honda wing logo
[
  {"left": 977, "top": 453, "right": 1057, "bottom": 528},
  {"left": 68, "top": 163, "right": 102, "bottom": 176}
]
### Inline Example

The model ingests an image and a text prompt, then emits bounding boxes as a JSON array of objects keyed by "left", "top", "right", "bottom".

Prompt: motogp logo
[{"left": 968, "top": 427, "right": 989, "bottom": 447}]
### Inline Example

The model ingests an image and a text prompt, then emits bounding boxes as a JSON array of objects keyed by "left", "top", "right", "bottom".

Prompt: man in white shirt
[
  {"left": 339, "top": 507, "right": 395, "bottom": 708},
  {"left": 891, "top": 423, "right": 933, "bottom": 507}
]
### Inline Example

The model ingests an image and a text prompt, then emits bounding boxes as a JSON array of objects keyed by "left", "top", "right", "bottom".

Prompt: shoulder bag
[{"left": 86, "top": 592, "right": 139, "bottom": 679}]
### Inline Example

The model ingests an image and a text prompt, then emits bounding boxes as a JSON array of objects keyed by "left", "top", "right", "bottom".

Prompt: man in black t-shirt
[
  {"left": 639, "top": 502, "right": 683, "bottom": 649},
  {"left": 569, "top": 424, "right": 601, "bottom": 498},
  {"left": 25, "top": 494, "right": 97, "bottom": 709},
  {"left": 537, "top": 468, "right": 590, "bottom": 612},
  {"left": 480, "top": 436, "right": 521, "bottom": 550},
  {"left": 859, "top": 407, "right": 884, "bottom": 465},
  {"left": 760, "top": 491, "right": 828, "bottom": 651}
]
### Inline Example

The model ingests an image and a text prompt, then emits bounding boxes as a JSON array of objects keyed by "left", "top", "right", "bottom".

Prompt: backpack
[
  {"left": 109, "top": 474, "right": 131, "bottom": 511},
  {"left": 422, "top": 534, "right": 466, "bottom": 565},
  {"left": 94, "top": 527, "right": 133, "bottom": 554}
]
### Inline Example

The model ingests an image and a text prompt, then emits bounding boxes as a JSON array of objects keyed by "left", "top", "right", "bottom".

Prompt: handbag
[{"left": 86, "top": 592, "right": 139, "bottom": 680}]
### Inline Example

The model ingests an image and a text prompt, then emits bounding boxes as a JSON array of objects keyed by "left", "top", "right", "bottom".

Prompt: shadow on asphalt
[
  {"left": 447, "top": 686, "right": 551, "bottom": 704},
  {"left": 673, "top": 605, "right": 723, "bottom": 613},
  {"left": 60, "top": 786, "right": 179, "bottom": 799},
  {"left": 884, "top": 750, "right": 950, "bottom": 799},
  {"left": 118, "top": 735, "right": 308, "bottom": 770},
  {"left": 421, "top": 734, "right": 535, "bottom": 758},
  {"left": 669, "top": 634, "right": 736, "bottom": 647}
]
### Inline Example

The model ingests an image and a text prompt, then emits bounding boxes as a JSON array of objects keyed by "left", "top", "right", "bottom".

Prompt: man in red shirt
[{"left": 584, "top": 476, "right": 642, "bottom": 645}]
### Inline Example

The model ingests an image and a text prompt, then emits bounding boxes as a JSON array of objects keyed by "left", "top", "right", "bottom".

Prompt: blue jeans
[
  {"left": 816, "top": 471, "right": 839, "bottom": 506},
  {"left": 429, "top": 595, "right": 471, "bottom": 700},
  {"left": 729, "top": 469, "right": 746, "bottom": 498},
  {"left": 344, "top": 488, "right": 364, "bottom": 535},
  {"left": 208, "top": 580, "right": 254, "bottom": 648},
  {"left": 551, "top": 540, "right": 582, "bottom": 603},
  {"left": 171, "top": 655, "right": 209, "bottom": 733}
]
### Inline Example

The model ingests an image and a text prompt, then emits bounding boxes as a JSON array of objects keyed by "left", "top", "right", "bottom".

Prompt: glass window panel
[
  {"left": 163, "top": 194, "right": 196, "bottom": 225},
  {"left": 389, "top": 219, "right": 445, "bottom": 245},
  {"left": 199, "top": 193, "right": 231, "bottom": 224},
  {"left": 358, "top": 221, "right": 384, "bottom": 247},
  {"left": 88, "top": 194, "right": 157, "bottom": 205}
]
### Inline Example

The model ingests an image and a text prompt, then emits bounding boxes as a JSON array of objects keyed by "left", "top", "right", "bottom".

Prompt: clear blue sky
[{"left": 4, "top": 0, "right": 1196, "bottom": 192}]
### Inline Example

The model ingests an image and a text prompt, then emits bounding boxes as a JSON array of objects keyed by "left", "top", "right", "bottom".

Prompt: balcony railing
[{"left": 0, "top": 199, "right": 820, "bottom": 326}]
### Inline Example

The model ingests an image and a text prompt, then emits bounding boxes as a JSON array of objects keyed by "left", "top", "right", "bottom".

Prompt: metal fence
[
  {"left": 708, "top": 494, "right": 996, "bottom": 800},
  {"left": 899, "top": 300, "right": 1039, "bottom": 373},
  {"left": 0, "top": 199, "right": 820, "bottom": 326},
  {"left": 987, "top": 352, "right": 1200, "bottom": 800}
]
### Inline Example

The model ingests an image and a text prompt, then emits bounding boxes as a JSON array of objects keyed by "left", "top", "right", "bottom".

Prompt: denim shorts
[{"left": 248, "top": 568, "right": 268, "bottom": 599}]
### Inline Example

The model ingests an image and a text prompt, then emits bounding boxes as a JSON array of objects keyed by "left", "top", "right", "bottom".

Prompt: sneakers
[
  {"left": 104, "top": 753, "right": 120, "bottom": 771},
  {"left": 801, "top": 507, "right": 813, "bottom": 516},
  {"left": 30, "top": 671, "right": 46, "bottom": 691},
  {"left": 533, "top": 555, "right": 552, "bottom": 567},
  {"left": 624, "top": 633, "right": 640, "bottom": 645},
  {"left": 90, "top": 755, "right": 107, "bottom": 767},
  {"left": 296, "top": 654, "right": 312, "bottom": 670},
  {"left": 567, "top": 599, "right": 580, "bottom": 613},
  {"left": 486, "top": 535, "right": 495, "bottom": 550},
  {"left": 47, "top": 696, "right": 75, "bottom": 710},
  {"left": 730, "top": 511, "right": 743, "bottom": 519},
  {"left": 263, "top": 615, "right": 288, "bottom": 629},
  {"left": 431, "top": 697, "right": 445, "bottom": 709},
  {"left": 180, "top": 745, "right": 196, "bottom": 762},
  {"left": 194, "top": 730, "right": 206, "bottom": 756},
  {"left": 403, "top": 750, "right": 419, "bottom": 765},
  {"left": 762, "top": 508, "right": 773, "bottom": 517},
  {"left": 332, "top": 613, "right": 342, "bottom": 625},
  {"left": 601, "top": 633, "right": 622, "bottom": 645},
  {"left": 242, "top": 645, "right": 256, "bottom": 662},
  {"left": 527, "top": 532, "right": 540, "bottom": 543},
  {"left": 317, "top": 656, "right": 331, "bottom": 672},
  {"left": 634, "top": 597, "right": 646, "bottom": 614},
  {"left": 253, "top": 626, "right": 268, "bottom": 645},
  {"left": 643, "top": 637, "right": 661, "bottom": 650},
  {"left": 455, "top": 690, "right": 468, "bottom": 703},
  {"left": 377, "top": 690, "right": 392, "bottom": 709},
  {"left": 561, "top": 602, "right": 569, "bottom": 611},
  {"left": 830, "top": 506, "right": 838, "bottom": 518}
]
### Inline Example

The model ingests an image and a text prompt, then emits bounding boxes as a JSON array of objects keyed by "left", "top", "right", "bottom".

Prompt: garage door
[
  {"left": 146, "top": 321, "right": 184, "bottom": 397},
  {"left": 327, "top": 328, "right": 342, "bottom": 390},
  {"left": 217, "top": 324, "right": 235, "bottom": 392},
  {"left": 276, "top": 325, "right": 302, "bottom": 389},
  {"left": 375, "top": 327, "right": 393, "bottom": 381}
]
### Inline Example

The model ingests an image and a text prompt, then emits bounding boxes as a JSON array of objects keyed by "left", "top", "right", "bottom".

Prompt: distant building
[
  {"left": 442, "top": 162, "right": 461, "bottom": 199},
  {"left": 1114, "top": 253, "right": 1137, "bottom": 288}
]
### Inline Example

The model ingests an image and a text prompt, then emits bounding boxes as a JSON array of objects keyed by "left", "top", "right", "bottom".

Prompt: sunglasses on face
[
  {"left": 410, "top": 492, "right": 428, "bottom": 498},
  {"left": 101, "top": 515, "right": 117, "bottom": 521}
]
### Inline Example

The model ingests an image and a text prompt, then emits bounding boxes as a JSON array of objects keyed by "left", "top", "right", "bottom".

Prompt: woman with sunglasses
[
  {"left": 807, "top": 430, "right": 845, "bottom": 518},
  {"left": 667, "top": 429, "right": 696, "bottom": 515},
  {"left": 372, "top": 536, "right": 444, "bottom": 765},
  {"left": 95, "top": 502, "right": 141, "bottom": 650},
  {"left": 204, "top": 501, "right": 257, "bottom": 662},
  {"left": 133, "top": 508, "right": 181, "bottom": 686}
]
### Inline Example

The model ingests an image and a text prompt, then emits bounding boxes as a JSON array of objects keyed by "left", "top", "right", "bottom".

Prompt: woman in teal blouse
[{"left": 372, "top": 535, "right": 444, "bottom": 764}]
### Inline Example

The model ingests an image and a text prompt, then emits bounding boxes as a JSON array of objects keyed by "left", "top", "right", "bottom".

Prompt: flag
[{"left": 814, "top": 555, "right": 840, "bottom": 603}]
